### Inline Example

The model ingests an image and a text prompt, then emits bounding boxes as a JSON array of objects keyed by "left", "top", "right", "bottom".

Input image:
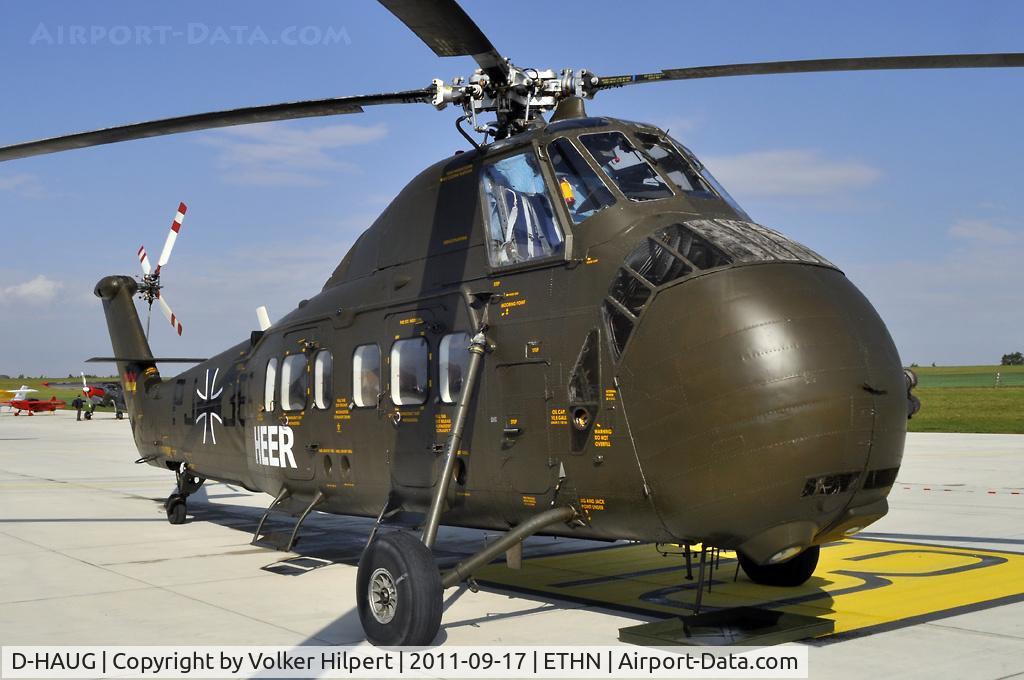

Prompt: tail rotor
[{"left": 137, "top": 202, "right": 187, "bottom": 339}]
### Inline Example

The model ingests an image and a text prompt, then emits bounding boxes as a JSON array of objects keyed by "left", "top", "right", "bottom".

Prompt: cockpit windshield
[
  {"left": 481, "top": 150, "right": 564, "bottom": 266},
  {"left": 579, "top": 131, "right": 673, "bottom": 202},
  {"left": 547, "top": 138, "right": 616, "bottom": 224},
  {"left": 668, "top": 137, "right": 751, "bottom": 221},
  {"left": 634, "top": 131, "right": 714, "bottom": 195}
]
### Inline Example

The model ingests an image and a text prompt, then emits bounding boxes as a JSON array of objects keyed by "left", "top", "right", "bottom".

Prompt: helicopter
[{"left": 1, "top": 0, "right": 1020, "bottom": 647}]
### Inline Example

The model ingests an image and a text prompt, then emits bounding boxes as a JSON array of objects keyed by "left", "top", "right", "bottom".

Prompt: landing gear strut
[
  {"left": 356, "top": 324, "right": 490, "bottom": 646},
  {"left": 165, "top": 463, "right": 204, "bottom": 526},
  {"left": 354, "top": 296, "right": 581, "bottom": 647}
]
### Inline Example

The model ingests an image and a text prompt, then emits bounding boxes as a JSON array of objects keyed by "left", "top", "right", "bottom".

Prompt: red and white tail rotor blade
[
  {"left": 156, "top": 202, "right": 187, "bottom": 272},
  {"left": 137, "top": 245, "right": 152, "bottom": 276},
  {"left": 157, "top": 294, "right": 183, "bottom": 336}
]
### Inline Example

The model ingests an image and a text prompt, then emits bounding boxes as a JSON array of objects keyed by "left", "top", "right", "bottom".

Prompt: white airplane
[{"left": 1, "top": 385, "right": 38, "bottom": 412}]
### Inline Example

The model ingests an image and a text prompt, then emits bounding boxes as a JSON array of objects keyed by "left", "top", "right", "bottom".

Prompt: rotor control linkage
[{"left": 421, "top": 328, "right": 488, "bottom": 549}]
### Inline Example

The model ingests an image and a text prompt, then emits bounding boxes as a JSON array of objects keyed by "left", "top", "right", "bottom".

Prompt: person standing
[{"left": 72, "top": 396, "right": 84, "bottom": 421}]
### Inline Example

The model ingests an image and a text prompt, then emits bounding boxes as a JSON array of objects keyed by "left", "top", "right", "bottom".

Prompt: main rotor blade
[
  {"left": 0, "top": 89, "right": 432, "bottom": 162},
  {"left": 379, "top": 0, "right": 508, "bottom": 85},
  {"left": 594, "top": 53, "right": 1024, "bottom": 91}
]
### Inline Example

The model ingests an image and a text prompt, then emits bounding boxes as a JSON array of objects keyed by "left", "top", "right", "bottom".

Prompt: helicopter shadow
[
  {"left": 154, "top": 488, "right": 846, "bottom": 648},
  {"left": 158, "top": 484, "right": 637, "bottom": 645}
]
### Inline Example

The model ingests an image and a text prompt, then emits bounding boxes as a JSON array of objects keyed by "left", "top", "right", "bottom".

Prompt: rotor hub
[
  {"left": 138, "top": 272, "right": 161, "bottom": 304},
  {"left": 433, "top": 63, "right": 598, "bottom": 137}
]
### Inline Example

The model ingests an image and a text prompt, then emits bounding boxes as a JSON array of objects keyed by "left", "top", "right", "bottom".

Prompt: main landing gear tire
[
  {"left": 738, "top": 545, "right": 820, "bottom": 587},
  {"left": 166, "top": 494, "right": 187, "bottom": 525},
  {"left": 357, "top": 531, "right": 442, "bottom": 646},
  {"left": 116, "top": 412, "right": 124, "bottom": 420},
  {"left": 83, "top": 411, "right": 92, "bottom": 420}
]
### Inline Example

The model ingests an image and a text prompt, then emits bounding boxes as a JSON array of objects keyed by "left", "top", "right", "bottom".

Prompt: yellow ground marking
[{"left": 475, "top": 538, "right": 1024, "bottom": 637}]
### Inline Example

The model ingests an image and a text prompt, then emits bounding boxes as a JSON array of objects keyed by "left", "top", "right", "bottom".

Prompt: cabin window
[
  {"left": 439, "top": 332, "right": 472, "bottom": 404},
  {"left": 481, "top": 150, "right": 564, "bottom": 266},
  {"left": 547, "top": 138, "right": 616, "bottom": 224},
  {"left": 390, "top": 338, "right": 429, "bottom": 406},
  {"left": 280, "top": 354, "right": 308, "bottom": 411},
  {"left": 579, "top": 131, "right": 673, "bottom": 201},
  {"left": 263, "top": 358, "right": 277, "bottom": 411},
  {"left": 313, "top": 350, "right": 333, "bottom": 410},
  {"left": 352, "top": 344, "right": 381, "bottom": 408},
  {"left": 634, "top": 131, "right": 715, "bottom": 196}
]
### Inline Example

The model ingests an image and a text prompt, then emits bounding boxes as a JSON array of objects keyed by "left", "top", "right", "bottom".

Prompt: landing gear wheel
[
  {"left": 84, "top": 411, "right": 92, "bottom": 420},
  {"left": 356, "top": 531, "right": 442, "bottom": 646},
  {"left": 166, "top": 495, "right": 187, "bottom": 525},
  {"left": 116, "top": 411, "right": 124, "bottom": 420},
  {"left": 738, "top": 545, "right": 819, "bottom": 587}
]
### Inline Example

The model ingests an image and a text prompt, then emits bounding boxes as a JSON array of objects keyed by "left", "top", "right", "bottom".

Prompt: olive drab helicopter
[{"left": 1, "top": 0, "right": 1020, "bottom": 646}]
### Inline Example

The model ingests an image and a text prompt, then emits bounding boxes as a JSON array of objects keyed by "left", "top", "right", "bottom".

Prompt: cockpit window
[
  {"left": 634, "top": 132, "right": 714, "bottom": 196},
  {"left": 481, "top": 150, "right": 564, "bottom": 266},
  {"left": 579, "top": 131, "right": 673, "bottom": 202},
  {"left": 547, "top": 138, "right": 616, "bottom": 224},
  {"left": 670, "top": 138, "right": 751, "bottom": 221}
]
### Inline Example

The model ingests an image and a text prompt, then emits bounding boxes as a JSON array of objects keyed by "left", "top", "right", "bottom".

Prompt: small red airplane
[
  {"left": 4, "top": 396, "right": 66, "bottom": 416},
  {"left": 42, "top": 372, "right": 126, "bottom": 419}
]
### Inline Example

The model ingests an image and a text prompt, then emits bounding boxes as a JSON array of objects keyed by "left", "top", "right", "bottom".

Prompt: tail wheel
[
  {"left": 738, "top": 545, "right": 820, "bottom": 587},
  {"left": 356, "top": 531, "right": 442, "bottom": 646},
  {"left": 166, "top": 495, "right": 187, "bottom": 525}
]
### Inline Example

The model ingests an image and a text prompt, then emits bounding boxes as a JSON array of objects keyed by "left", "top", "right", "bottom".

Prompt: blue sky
[{"left": 0, "top": 0, "right": 1021, "bottom": 375}]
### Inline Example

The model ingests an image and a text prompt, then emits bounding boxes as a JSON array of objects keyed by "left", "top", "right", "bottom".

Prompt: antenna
[{"left": 256, "top": 305, "right": 272, "bottom": 332}]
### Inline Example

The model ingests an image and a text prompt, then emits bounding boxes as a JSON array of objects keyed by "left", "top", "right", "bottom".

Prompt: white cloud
[
  {"left": 0, "top": 173, "right": 42, "bottom": 197},
  {"left": 1, "top": 275, "right": 63, "bottom": 304},
  {"left": 947, "top": 218, "right": 1021, "bottom": 246},
  {"left": 200, "top": 121, "right": 388, "bottom": 186},
  {"left": 843, "top": 217, "right": 1024, "bottom": 366},
  {"left": 703, "top": 149, "right": 881, "bottom": 197}
]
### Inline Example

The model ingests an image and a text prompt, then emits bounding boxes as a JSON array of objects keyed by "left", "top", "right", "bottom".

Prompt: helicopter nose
[{"left": 614, "top": 261, "right": 908, "bottom": 563}]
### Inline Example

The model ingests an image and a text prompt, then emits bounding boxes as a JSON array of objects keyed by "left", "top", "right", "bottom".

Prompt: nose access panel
[{"left": 616, "top": 262, "right": 907, "bottom": 549}]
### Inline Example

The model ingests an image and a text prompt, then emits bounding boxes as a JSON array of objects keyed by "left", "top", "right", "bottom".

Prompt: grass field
[
  {"left": 0, "top": 376, "right": 119, "bottom": 413},
  {"left": 907, "top": 365, "right": 1024, "bottom": 434},
  {"left": 910, "top": 364, "right": 1024, "bottom": 388}
]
